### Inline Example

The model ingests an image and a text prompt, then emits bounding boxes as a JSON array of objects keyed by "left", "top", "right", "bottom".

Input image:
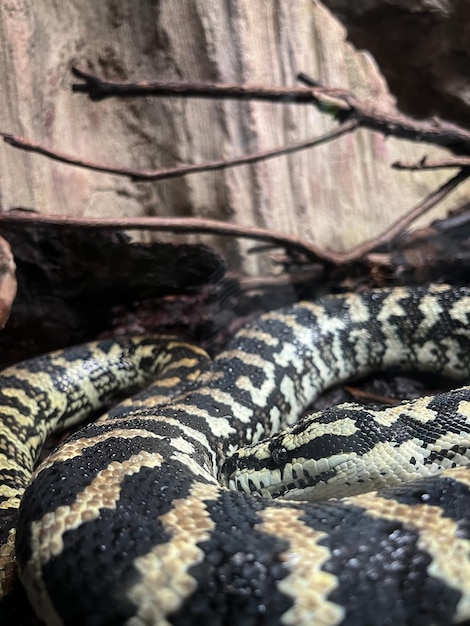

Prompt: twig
[
  {"left": 298, "top": 72, "right": 470, "bottom": 152},
  {"left": 72, "top": 67, "right": 470, "bottom": 152},
  {"left": 71, "top": 66, "right": 348, "bottom": 110},
  {"left": 343, "top": 386, "right": 401, "bottom": 406},
  {"left": 1, "top": 121, "right": 357, "bottom": 182},
  {"left": 6, "top": 71, "right": 470, "bottom": 182},
  {"left": 337, "top": 169, "right": 470, "bottom": 263},
  {"left": 3, "top": 70, "right": 469, "bottom": 272},
  {"left": 2, "top": 168, "right": 468, "bottom": 266},
  {"left": 0, "top": 211, "right": 336, "bottom": 264},
  {"left": 393, "top": 156, "right": 470, "bottom": 170}
]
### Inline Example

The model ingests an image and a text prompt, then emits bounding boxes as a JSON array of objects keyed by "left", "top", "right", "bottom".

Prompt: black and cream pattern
[{"left": 1, "top": 284, "right": 470, "bottom": 625}]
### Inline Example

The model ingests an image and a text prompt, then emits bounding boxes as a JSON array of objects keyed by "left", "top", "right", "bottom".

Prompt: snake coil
[{"left": 0, "top": 284, "right": 469, "bottom": 625}]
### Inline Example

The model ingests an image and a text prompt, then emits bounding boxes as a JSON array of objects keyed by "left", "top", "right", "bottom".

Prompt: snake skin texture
[{"left": 1, "top": 284, "right": 470, "bottom": 625}]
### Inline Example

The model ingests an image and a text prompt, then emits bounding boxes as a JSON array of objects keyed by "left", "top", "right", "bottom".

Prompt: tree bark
[{"left": 0, "top": 0, "right": 468, "bottom": 273}]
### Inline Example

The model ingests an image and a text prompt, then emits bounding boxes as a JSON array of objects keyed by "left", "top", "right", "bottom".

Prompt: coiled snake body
[{"left": 1, "top": 284, "right": 470, "bottom": 625}]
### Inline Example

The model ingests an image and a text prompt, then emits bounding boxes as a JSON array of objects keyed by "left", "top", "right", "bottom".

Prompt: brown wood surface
[{"left": 1, "top": 1, "right": 468, "bottom": 275}]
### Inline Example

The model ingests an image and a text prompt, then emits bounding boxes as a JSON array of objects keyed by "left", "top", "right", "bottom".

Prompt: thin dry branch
[
  {"left": 1, "top": 121, "right": 357, "bottom": 181},
  {"left": 343, "top": 386, "right": 401, "bottom": 406},
  {"left": 393, "top": 156, "right": 470, "bottom": 170},
  {"left": 0, "top": 212, "right": 334, "bottom": 263},
  {"left": 71, "top": 66, "right": 345, "bottom": 107},
  {"left": 3, "top": 69, "right": 469, "bottom": 275},
  {"left": 5, "top": 70, "right": 470, "bottom": 183},
  {"left": 338, "top": 168, "right": 470, "bottom": 263},
  {"left": 73, "top": 67, "right": 470, "bottom": 153},
  {"left": 2, "top": 168, "right": 468, "bottom": 266}
]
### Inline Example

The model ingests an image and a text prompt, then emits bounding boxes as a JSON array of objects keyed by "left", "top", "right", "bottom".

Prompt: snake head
[
  {"left": 221, "top": 428, "right": 351, "bottom": 501},
  {"left": 221, "top": 406, "right": 387, "bottom": 501}
]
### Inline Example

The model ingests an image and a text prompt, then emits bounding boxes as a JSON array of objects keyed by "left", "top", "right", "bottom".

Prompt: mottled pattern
[{"left": 1, "top": 285, "right": 470, "bottom": 625}]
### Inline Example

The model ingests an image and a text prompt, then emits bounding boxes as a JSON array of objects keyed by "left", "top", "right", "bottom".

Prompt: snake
[{"left": 0, "top": 283, "right": 470, "bottom": 626}]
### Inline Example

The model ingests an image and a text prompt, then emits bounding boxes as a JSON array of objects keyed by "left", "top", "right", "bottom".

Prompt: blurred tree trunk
[{"left": 0, "top": 0, "right": 468, "bottom": 274}]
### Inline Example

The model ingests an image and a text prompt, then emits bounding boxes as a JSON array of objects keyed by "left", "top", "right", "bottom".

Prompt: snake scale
[{"left": 0, "top": 283, "right": 470, "bottom": 625}]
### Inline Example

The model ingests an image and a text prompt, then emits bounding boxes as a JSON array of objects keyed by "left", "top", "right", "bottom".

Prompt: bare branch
[
  {"left": 71, "top": 66, "right": 345, "bottom": 107},
  {"left": 393, "top": 156, "right": 470, "bottom": 170},
  {"left": 337, "top": 168, "right": 470, "bottom": 263},
  {"left": 0, "top": 211, "right": 336, "bottom": 264},
  {"left": 72, "top": 67, "right": 470, "bottom": 153},
  {"left": 2, "top": 168, "right": 468, "bottom": 267},
  {"left": 2, "top": 69, "right": 469, "bottom": 276},
  {"left": 2, "top": 121, "right": 357, "bottom": 181},
  {"left": 5, "top": 70, "right": 470, "bottom": 185}
]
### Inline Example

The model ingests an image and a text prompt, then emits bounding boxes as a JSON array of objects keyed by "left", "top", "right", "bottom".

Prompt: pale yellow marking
[
  {"left": 377, "top": 290, "right": 407, "bottom": 321},
  {"left": 346, "top": 327, "right": 376, "bottom": 371},
  {"left": 146, "top": 376, "right": 183, "bottom": 389},
  {"left": 372, "top": 396, "right": 439, "bottom": 427},
  {"left": 427, "top": 284, "right": 453, "bottom": 294},
  {"left": 285, "top": 417, "right": 358, "bottom": 449},
  {"left": 163, "top": 343, "right": 209, "bottom": 358},
  {"left": 224, "top": 346, "right": 275, "bottom": 372},
  {"left": 0, "top": 386, "right": 51, "bottom": 419},
  {"left": 22, "top": 451, "right": 164, "bottom": 626},
  {"left": 268, "top": 405, "right": 282, "bottom": 436},
  {"left": 347, "top": 477, "right": 470, "bottom": 622},
  {"left": 1, "top": 367, "right": 63, "bottom": 397},
  {"left": 366, "top": 392, "right": 470, "bottom": 429},
  {"left": 345, "top": 295, "right": 370, "bottom": 323},
  {"left": 7, "top": 357, "right": 99, "bottom": 414},
  {"left": 285, "top": 304, "right": 347, "bottom": 341},
  {"left": 220, "top": 348, "right": 271, "bottom": 367},
  {"left": 231, "top": 327, "right": 280, "bottom": 347},
  {"left": 172, "top": 390, "right": 249, "bottom": 430},
  {"left": 0, "top": 493, "right": 22, "bottom": 510},
  {"left": 260, "top": 309, "right": 300, "bottom": 324},
  {"left": 186, "top": 370, "right": 205, "bottom": 382},
  {"left": 272, "top": 341, "right": 305, "bottom": 371},
  {"left": 170, "top": 451, "right": 217, "bottom": 483},
  {"left": 274, "top": 340, "right": 325, "bottom": 417},
  {"left": 375, "top": 291, "right": 409, "bottom": 361},
  {"left": 143, "top": 352, "right": 209, "bottom": 387},
  {"left": 236, "top": 372, "right": 277, "bottom": 408},
  {"left": 427, "top": 432, "right": 470, "bottom": 471},
  {"left": 218, "top": 346, "right": 289, "bottom": 413},
  {"left": 0, "top": 452, "right": 31, "bottom": 472},
  {"left": 262, "top": 309, "right": 347, "bottom": 381},
  {"left": 416, "top": 338, "right": 470, "bottom": 379},
  {"left": 162, "top": 351, "right": 208, "bottom": 367},
  {"left": 449, "top": 294, "right": 470, "bottom": 325},
  {"left": 98, "top": 414, "right": 215, "bottom": 461},
  {"left": 457, "top": 400, "right": 470, "bottom": 422},
  {"left": 36, "top": 428, "right": 165, "bottom": 471},
  {"left": 126, "top": 482, "right": 219, "bottom": 626},
  {"left": 36, "top": 452, "right": 164, "bottom": 562},
  {"left": 256, "top": 507, "right": 344, "bottom": 626},
  {"left": 0, "top": 374, "right": 66, "bottom": 449},
  {"left": 279, "top": 375, "right": 299, "bottom": 426},
  {"left": 441, "top": 465, "right": 470, "bottom": 487},
  {"left": 418, "top": 292, "right": 444, "bottom": 331},
  {"left": 114, "top": 394, "right": 174, "bottom": 410}
]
